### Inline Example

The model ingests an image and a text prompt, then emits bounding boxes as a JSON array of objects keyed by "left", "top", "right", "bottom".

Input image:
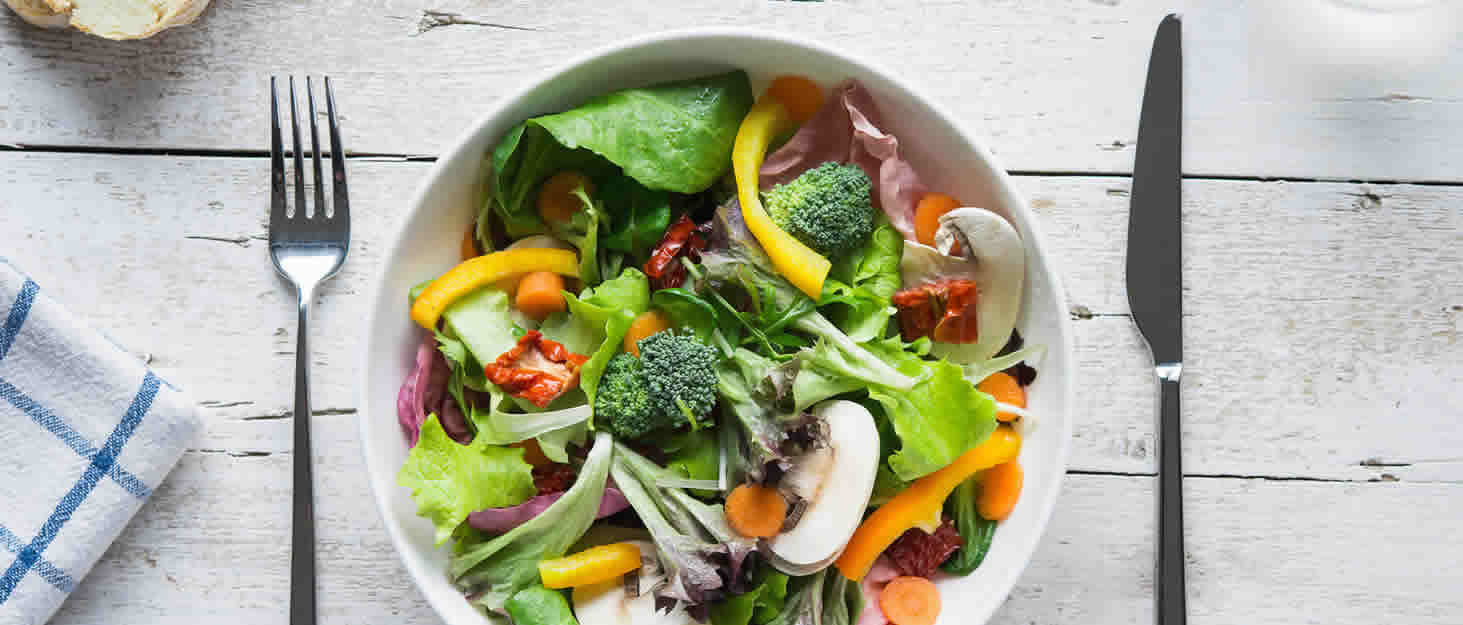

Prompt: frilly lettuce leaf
[
  {"left": 396, "top": 414, "right": 536, "bottom": 546},
  {"left": 864, "top": 338, "right": 998, "bottom": 481}
]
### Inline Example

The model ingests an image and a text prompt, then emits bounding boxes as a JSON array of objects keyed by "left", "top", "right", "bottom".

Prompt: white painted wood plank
[
  {"left": 47, "top": 448, "right": 1463, "bottom": 625},
  {"left": 2, "top": 0, "right": 1461, "bottom": 180},
  {"left": 1, "top": 152, "right": 1458, "bottom": 481}
]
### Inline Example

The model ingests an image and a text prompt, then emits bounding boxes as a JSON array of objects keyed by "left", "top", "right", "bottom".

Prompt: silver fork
[{"left": 268, "top": 75, "right": 349, "bottom": 625}]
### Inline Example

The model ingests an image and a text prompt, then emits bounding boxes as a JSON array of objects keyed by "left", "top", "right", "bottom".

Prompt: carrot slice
[
  {"left": 538, "top": 171, "right": 593, "bottom": 225},
  {"left": 725, "top": 483, "right": 788, "bottom": 538},
  {"left": 977, "top": 460, "right": 1023, "bottom": 521},
  {"left": 623, "top": 311, "right": 671, "bottom": 356},
  {"left": 766, "top": 75, "right": 825, "bottom": 123},
  {"left": 913, "top": 193, "right": 961, "bottom": 249},
  {"left": 880, "top": 576, "right": 941, "bottom": 625},
  {"left": 515, "top": 271, "right": 567, "bottom": 321},
  {"left": 977, "top": 371, "right": 1026, "bottom": 422}
]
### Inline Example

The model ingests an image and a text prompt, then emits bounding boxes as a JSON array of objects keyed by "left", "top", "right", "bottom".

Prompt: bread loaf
[{"left": 3, "top": 0, "right": 211, "bottom": 39}]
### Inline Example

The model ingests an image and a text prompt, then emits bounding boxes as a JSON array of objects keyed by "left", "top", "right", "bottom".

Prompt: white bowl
[{"left": 359, "top": 28, "right": 1074, "bottom": 625}]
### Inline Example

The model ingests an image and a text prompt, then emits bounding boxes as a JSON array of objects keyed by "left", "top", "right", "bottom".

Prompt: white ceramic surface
[{"left": 359, "top": 28, "right": 1074, "bottom": 625}]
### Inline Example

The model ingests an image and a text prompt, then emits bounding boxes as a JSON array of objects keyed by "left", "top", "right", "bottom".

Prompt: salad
[{"left": 396, "top": 71, "right": 1043, "bottom": 625}]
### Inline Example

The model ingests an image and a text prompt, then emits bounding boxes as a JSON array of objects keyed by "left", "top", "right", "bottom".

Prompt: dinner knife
[{"left": 1126, "top": 13, "right": 1185, "bottom": 625}]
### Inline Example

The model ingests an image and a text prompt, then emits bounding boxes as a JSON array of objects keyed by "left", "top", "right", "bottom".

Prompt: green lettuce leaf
[
  {"left": 441, "top": 287, "right": 518, "bottom": 371},
  {"left": 396, "top": 414, "right": 536, "bottom": 546},
  {"left": 452, "top": 432, "right": 615, "bottom": 612},
  {"left": 523, "top": 71, "right": 753, "bottom": 193},
  {"left": 557, "top": 268, "right": 650, "bottom": 409},
  {"left": 865, "top": 338, "right": 999, "bottom": 481},
  {"left": 821, "top": 217, "right": 902, "bottom": 342}
]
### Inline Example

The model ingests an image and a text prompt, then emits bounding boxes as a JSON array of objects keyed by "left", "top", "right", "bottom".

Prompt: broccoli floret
[
  {"left": 595, "top": 353, "right": 658, "bottom": 439},
  {"left": 637, "top": 330, "right": 719, "bottom": 426},
  {"left": 763, "top": 162, "right": 876, "bottom": 257}
]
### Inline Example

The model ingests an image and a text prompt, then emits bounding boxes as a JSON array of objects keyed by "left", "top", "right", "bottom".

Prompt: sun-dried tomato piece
[
  {"left": 885, "top": 518, "right": 965, "bottom": 578},
  {"left": 644, "top": 215, "right": 712, "bottom": 290},
  {"left": 892, "top": 279, "right": 980, "bottom": 344},
  {"left": 483, "top": 330, "right": 590, "bottom": 408},
  {"left": 532, "top": 463, "right": 577, "bottom": 495}
]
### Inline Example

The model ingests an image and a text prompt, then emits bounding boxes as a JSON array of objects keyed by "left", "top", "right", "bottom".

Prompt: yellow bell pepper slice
[
  {"left": 732, "top": 95, "right": 831, "bottom": 299},
  {"left": 410, "top": 247, "right": 579, "bottom": 329},
  {"left": 835, "top": 424, "right": 1022, "bottom": 581},
  {"left": 537, "top": 542, "right": 642, "bottom": 589}
]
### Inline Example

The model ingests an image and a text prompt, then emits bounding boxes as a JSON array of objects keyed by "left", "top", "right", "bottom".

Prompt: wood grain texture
[
  {"left": 1, "top": 152, "right": 1457, "bottom": 483},
  {"left": 2, "top": 0, "right": 1461, "bottom": 180},
  {"left": 46, "top": 452, "right": 1463, "bottom": 625}
]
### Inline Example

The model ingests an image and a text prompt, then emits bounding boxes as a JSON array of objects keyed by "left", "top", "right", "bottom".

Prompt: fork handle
[
  {"left": 1158, "top": 378, "right": 1185, "bottom": 625},
  {"left": 290, "top": 284, "right": 317, "bottom": 625}
]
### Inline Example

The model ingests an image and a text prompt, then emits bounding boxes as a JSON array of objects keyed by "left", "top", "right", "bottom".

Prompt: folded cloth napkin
[{"left": 0, "top": 259, "right": 201, "bottom": 625}]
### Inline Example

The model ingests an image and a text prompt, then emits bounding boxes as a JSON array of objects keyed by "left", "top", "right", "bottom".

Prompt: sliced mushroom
[
  {"left": 767, "top": 400, "right": 880, "bottom": 575},
  {"left": 573, "top": 569, "right": 704, "bottom": 625},
  {"left": 900, "top": 207, "right": 1026, "bottom": 363}
]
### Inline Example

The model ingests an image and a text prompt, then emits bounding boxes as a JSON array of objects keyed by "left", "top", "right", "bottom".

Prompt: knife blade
[
  {"left": 1126, "top": 13, "right": 1185, "bottom": 625},
  {"left": 1128, "top": 14, "right": 1183, "bottom": 366}
]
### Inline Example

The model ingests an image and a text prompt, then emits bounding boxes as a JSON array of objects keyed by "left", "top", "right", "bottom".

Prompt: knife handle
[{"left": 1158, "top": 375, "right": 1186, "bottom": 625}]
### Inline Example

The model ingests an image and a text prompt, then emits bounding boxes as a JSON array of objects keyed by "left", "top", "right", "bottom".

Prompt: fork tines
[{"left": 270, "top": 76, "right": 349, "bottom": 226}]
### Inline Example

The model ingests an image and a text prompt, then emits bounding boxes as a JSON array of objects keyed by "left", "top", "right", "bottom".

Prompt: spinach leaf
[
  {"left": 651, "top": 288, "right": 721, "bottom": 342},
  {"left": 661, "top": 428, "right": 720, "bottom": 498},
  {"left": 941, "top": 476, "right": 998, "bottom": 575},
  {"left": 505, "top": 584, "right": 578, "bottom": 625},
  {"left": 710, "top": 569, "right": 790, "bottom": 625},
  {"left": 599, "top": 174, "right": 673, "bottom": 265},
  {"left": 526, "top": 71, "right": 753, "bottom": 193}
]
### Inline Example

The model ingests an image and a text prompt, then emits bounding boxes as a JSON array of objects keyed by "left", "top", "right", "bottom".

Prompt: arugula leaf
[
  {"left": 524, "top": 71, "right": 753, "bottom": 193},
  {"left": 396, "top": 414, "right": 536, "bottom": 546},
  {"left": 552, "top": 183, "right": 604, "bottom": 285},
  {"left": 599, "top": 174, "right": 673, "bottom": 265},
  {"left": 452, "top": 432, "right": 615, "bottom": 612},
  {"left": 864, "top": 338, "right": 999, "bottom": 481}
]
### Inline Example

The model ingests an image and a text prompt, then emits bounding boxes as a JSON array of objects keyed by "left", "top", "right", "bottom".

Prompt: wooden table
[{"left": 3, "top": 2, "right": 1459, "bottom": 624}]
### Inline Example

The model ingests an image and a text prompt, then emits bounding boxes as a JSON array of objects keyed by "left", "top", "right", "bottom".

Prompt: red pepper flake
[
  {"left": 891, "top": 279, "right": 980, "bottom": 344},
  {"left": 532, "top": 463, "right": 577, "bottom": 495},
  {"left": 885, "top": 518, "right": 965, "bottom": 578},
  {"left": 483, "top": 330, "right": 590, "bottom": 408},
  {"left": 643, "top": 215, "right": 712, "bottom": 290}
]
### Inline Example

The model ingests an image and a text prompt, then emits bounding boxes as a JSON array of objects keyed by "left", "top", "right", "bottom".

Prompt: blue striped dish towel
[{"left": 0, "top": 259, "right": 201, "bottom": 625}]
